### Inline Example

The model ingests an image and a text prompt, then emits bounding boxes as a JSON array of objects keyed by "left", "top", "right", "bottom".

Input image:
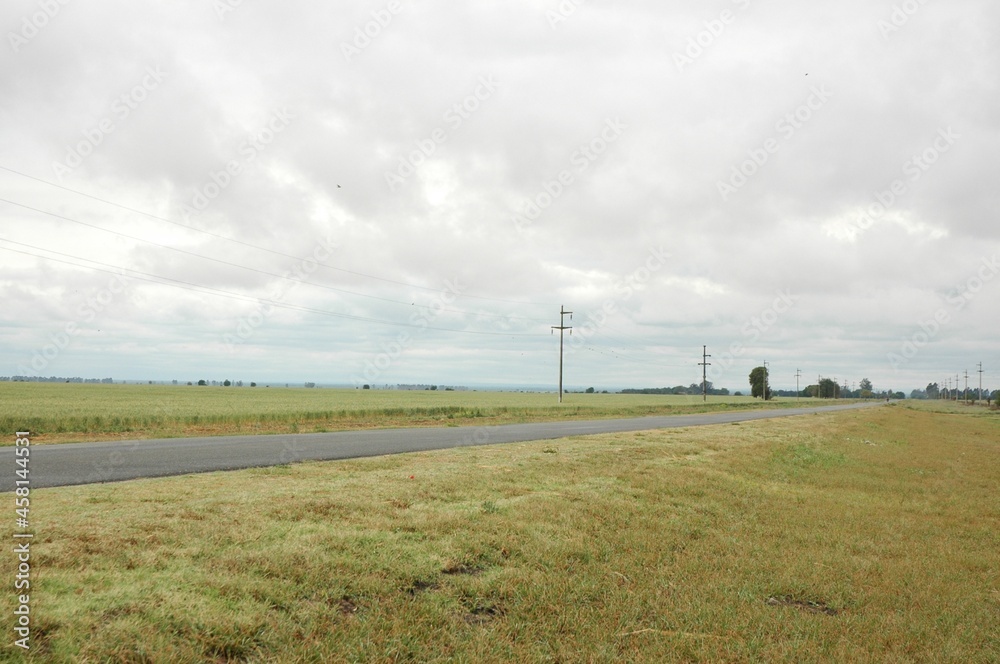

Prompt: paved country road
[{"left": 2, "top": 402, "right": 884, "bottom": 491}]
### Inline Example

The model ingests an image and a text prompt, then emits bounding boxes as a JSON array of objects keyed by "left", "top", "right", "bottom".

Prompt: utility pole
[
  {"left": 762, "top": 361, "right": 768, "bottom": 401},
  {"left": 978, "top": 362, "right": 984, "bottom": 404},
  {"left": 964, "top": 370, "right": 969, "bottom": 403},
  {"left": 955, "top": 373, "right": 960, "bottom": 401},
  {"left": 795, "top": 369, "right": 802, "bottom": 400},
  {"left": 818, "top": 374, "right": 822, "bottom": 399},
  {"left": 552, "top": 305, "right": 573, "bottom": 403},
  {"left": 698, "top": 346, "right": 711, "bottom": 402}
]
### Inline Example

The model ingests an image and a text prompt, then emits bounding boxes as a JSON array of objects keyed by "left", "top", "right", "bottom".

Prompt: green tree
[
  {"left": 749, "top": 366, "right": 771, "bottom": 400},
  {"left": 818, "top": 378, "right": 840, "bottom": 398},
  {"left": 859, "top": 377, "right": 873, "bottom": 398}
]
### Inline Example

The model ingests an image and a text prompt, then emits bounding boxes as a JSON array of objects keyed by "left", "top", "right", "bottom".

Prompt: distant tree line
[
  {"left": 622, "top": 382, "right": 730, "bottom": 396},
  {"left": 910, "top": 382, "right": 996, "bottom": 403},
  {"left": 3, "top": 376, "right": 114, "bottom": 383}
]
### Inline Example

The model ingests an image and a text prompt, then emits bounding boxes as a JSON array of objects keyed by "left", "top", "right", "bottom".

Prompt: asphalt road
[{"left": 2, "top": 401, "right": 883, "bottom": 491}]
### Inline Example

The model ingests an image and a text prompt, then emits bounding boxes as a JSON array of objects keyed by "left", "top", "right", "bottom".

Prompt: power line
[
  {"left": 978, "top": 362, "right": 984, "bottom": 403},
  {"left": 0, "top": 198, "right": 550, "bottom": 322},
  {"left": 552, "top": 306, "right": 572, "bottom": 403},
  {"left": 698, "top": 345, "right": 711, "bottom": 401},
  {"left": 0, "top": 167, "right": 554, "bottom": 306},
  {"left": 0, "top": 242, "right": 547, "bottom": 337}
]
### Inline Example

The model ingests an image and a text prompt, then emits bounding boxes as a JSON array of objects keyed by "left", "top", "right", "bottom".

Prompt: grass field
[
  {"left": 2, "top": 404, "right": 998, "bottom": 661},
  {"left": 0, "top": 382, "right": 834, "bottom": 444}
]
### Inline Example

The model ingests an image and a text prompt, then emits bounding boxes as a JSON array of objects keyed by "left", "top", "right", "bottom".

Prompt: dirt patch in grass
[
  {"left": 766, "top": 595, "right": 839, "bottom": 616},
  {"left": 442, "top": 562, "right": 484, "bottom": 576},
  {"left": 405, "top": 579, "right": 440, "bottom": 595},
  {"left": 337, "top": 597, "right": 360, "bottom": 615}
]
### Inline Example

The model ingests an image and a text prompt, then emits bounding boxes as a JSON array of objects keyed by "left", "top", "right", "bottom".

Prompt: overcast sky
[{"left": 1, "top": 0, "right": 998, "bottom": 393}]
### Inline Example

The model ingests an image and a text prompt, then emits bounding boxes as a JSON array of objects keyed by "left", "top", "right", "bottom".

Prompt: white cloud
[{"left": 1, "top": 0, "right": 998, "bottom": 392}]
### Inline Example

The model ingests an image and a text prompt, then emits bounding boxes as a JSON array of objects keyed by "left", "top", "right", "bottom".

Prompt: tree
[
  {"left": 223, "top": 379, "right": 232, "bottom": 387},
  {"left": 859, "top": 378, "right": 873, "bottom": 398},
  {"left": 818, "top": 378, "right": 840, "bottom": 398},
  {"left": 197, "top": 379, "right": 207, "bottom": 386},
  {"left": 925, "top": 382, "right": 940, "bottom": 400},
  {"left": 586, "top": 387, "right": 595, "bottom": 393},
  {"left": 749, "top": 366, "right": 771, "bottom": 400}
]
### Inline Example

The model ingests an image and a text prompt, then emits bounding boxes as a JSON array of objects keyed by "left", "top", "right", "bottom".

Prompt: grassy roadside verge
[
  {"left": 2, "top": 404, "right": 997, "bottom": 661},
  {"left": 0, "top": 383, "right": 842, "bottom": 445}
]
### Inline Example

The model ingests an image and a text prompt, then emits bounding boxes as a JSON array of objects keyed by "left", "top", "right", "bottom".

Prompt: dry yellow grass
[
  {"left": 1, "top": 404, "right": 997, "bottom": 661},
  {"left": 0, "top": 382, "right": 826, "bottom": 444}
]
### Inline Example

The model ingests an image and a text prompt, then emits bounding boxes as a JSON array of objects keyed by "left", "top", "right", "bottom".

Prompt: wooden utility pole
[
  {"left": 762, "top": 361, "right": 768, "bottom": 401},
  {"left": 978, "top": 362, "right": 984, "bottom": 403},
  {"left": 698, "top": 346, "right": 711, "bottom": 401},
  {"left": 795, "top": 369, "right": 802, "bottom": 399},
  {"left": 552, "top": 305, "right": 573, "bottom": 403}
]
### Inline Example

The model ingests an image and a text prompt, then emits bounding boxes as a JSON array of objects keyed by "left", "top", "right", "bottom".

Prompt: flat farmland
[
  {"left": 2, "top": 403, "right": 997, "bottom": 661},
  {"left": 0, "top": 383, "right": 829, "bottom": 444}
]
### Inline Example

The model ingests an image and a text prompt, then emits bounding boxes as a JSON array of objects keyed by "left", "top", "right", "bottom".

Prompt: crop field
[
  {"left": 1, "top": 403, "right": 997, "bottom": 661},
  {"left": 0, "top": 382, "right": 831, "bottom": 444}
]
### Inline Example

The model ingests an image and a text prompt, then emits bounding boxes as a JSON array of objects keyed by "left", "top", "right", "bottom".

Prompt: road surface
[{"left": 2, "top": 402, "right": 883, "bottom": 491}]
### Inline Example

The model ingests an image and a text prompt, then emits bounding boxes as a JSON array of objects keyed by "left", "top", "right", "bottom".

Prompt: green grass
[
  {"left": 0, "top": 382, "right": 834, "bottom": 444},
  {"left": 900, "top": 398, "right": 999, "bottom": 416},
  {"left": 2, "top": 405, "right": 998, "bottom": 661}
]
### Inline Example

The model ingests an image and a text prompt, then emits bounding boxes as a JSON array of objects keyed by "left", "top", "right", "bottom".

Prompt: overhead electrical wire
[
  {"left": 0, "top": 240, "right": 548, "bottom": 337},
  {"left": 0, "top": 165, "right": 555, "bottom": 307},
  {"left": 0, "top": 169, "right": 689, "bottom": 370},
  {"left": 0, "top": 197, "right": 550, "bottom": 323}
]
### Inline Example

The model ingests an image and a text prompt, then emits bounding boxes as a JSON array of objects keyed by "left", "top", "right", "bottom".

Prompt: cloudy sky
[{"left": 1, "top": 0, "right": 997, "bottom": 393}]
